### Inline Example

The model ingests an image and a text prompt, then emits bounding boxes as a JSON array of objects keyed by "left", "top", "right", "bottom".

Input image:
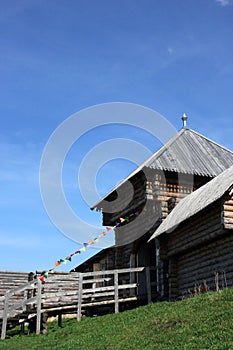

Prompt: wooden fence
[{"left": 1, "top": 267, "right": 149, "bottom": 340}]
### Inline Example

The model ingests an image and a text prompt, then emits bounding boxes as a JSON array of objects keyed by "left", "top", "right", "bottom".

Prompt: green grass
[{"left": 1, "top": 288, "right": 233, "bottom": 350}]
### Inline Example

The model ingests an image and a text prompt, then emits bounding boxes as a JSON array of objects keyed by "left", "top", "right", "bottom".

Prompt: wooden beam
[
  {"left": 81, "top": 267, "right": 144, "bottom": 277},
  {"left": 114, "top": 271, "right": 119, "bottom": 314},
  {"left": 36, "top": 280, "right": 42, "bottom": 335},
  {"left": 77, "top": 273, "right": 83, "bottom": 322},
  {"left": 1, "top": 292, "right": 9, "bottom": 340}
]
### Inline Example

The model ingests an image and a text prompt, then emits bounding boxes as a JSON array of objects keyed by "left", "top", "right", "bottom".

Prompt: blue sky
[{"left": 0, "top": 0, "right": 233, "bottom": 273}]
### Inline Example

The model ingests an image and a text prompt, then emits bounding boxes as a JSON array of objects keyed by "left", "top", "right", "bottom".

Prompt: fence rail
[{"left": 0, "top": 267, "right": 149, "bottom": 340}]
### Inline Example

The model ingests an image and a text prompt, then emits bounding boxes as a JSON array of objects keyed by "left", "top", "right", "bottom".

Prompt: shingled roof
[
  {"left": 143, "top": 128, "right": 233, "bottom": 177},
  {"left": 149, "top": 164, "right": 233, "bottom": 240},
  {"left": 92, "top": 128, "right": 233, "bottom": 210}
]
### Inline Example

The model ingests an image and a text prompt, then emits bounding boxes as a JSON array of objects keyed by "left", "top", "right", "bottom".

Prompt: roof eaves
[
  {"left": 148, "top": 164, "right": 233, "bottom": 241},
  {"left": 91, "top": 129, "right": 184, "bottom": 210}
]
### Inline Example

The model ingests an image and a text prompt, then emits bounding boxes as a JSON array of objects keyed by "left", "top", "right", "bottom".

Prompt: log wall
[
  {"left": 176, "top": 232, "right": 233, "bottom": 297},
  {"left": 38, "top": 272, "right": 80, "bottom": 310},
  {"left": 85, "top": 170, "right": 213, "bottom": 302},
  {"left": 0, "top": 271, "right": 29, "bottom": 297},
  {"left": 159, "top": 195, "right": 233, "bottom": 300},
  {"left": 0, "top": 271, "right": 29, "bottom": 317},
  {"left": 223, "top": 193, "right": 233, "bottom": 230},
  {"left": 166, "top": 201, "right": 223, "bottom": 257}
]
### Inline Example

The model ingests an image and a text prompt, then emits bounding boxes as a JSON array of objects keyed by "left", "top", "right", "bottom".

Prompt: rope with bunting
[{"left": 39, "top": 208, "right": 142, "bottom": 282}]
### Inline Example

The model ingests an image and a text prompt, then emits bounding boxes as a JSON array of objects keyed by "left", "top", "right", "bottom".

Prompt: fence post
[
  {"left": 114, "top": 270, "right": 119, "bottom": 314},
  {"left": 77, "top": 273, "right": 83, "bottom": 322},
  {"left": 146, "top": 267, "right": 152, "bottom": 304},
  {"left": 1, "top": 293, "right": 10, "bottom": 340},
  {"left": 36, "top": 280, "right": 42, "bottom": 335}
]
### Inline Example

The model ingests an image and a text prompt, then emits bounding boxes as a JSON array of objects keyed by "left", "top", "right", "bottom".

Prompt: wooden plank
[
  {"left": 1, "top": 293, "right": 9, "bottom": 340},
  {"left": 7, "top": 282, "right": 36, "bottom": 296},
  {"left": 42, "top": 292, "right": 78, "bottom": 299},
  {"left": 83, "top": 296, "right": 138, "bottom": 307},
  {"left": 82, "top": 283, "right": 138, "bottom": 294},
  {"left": 82, "top": 277, "right": 111, "bottom": 284},
  {"left": 77, "top": 274, "right": 83, "bottom": 322},
  {"left": 82, "top": 291, "right": 115, "bottom": 299},
  {"left": 8, "top": 297, "right": 38, "bottom": 312},
  {"left": 81, "top": 267, "right": 144, "bottom": 278},
  {"left": 114, "top": 270, "right": 119, "bottom": 314},
  {"left": 36, "top": 280, "right": 42, "bottom": 335}
]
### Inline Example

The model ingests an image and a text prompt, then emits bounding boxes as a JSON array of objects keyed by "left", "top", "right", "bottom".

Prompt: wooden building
[
  {"left": 75, "top": 122, "right": 233, "bottom": 301},
  {"left": 149, "top": 165, "right": 233, "bottom": 300}
]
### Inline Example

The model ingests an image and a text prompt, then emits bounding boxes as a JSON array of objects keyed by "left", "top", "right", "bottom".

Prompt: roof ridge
[
  {"left": 187, "top": 128, "right": 233, "bottom": 155},
  {"left": 92, "top": 127, "right": 233, "bottom": 209}
]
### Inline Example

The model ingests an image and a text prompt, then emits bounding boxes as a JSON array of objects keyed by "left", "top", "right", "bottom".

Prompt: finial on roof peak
[{"left": 182, "top": 113, "right": 188, "bottom": 129}]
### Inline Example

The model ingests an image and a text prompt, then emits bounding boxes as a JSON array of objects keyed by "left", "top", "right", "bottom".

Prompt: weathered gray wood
[
  {"left": 83, "top": 296, "right": 138, "bottom": 307},
  {"left": 77, "top": 273, "right": 83, "bottom": 322},
  {"left": 6, "top": 282, "right": 35, "bottom": 296},
  {"left": 82, "top": 283, "right": 137, "bottom": 294},
  {"left": 8, "top": 297, "right": 38, "bottom": 312},
  {"left": 82, "top": 291, "right": 115, "bottom": 299},
  {"left": 82, "top": 277, "right": 112, "bottom": 284},
  {"left": 36, "top": 280, "right": 42, "bottom": 335},
  {"left": 81, "top": 267, "right": 144, "bottom": 277},
  {"left": 114, "top": 270, "right": 119, "bottom": 314},
  {"left": 1, "top": 293, "right": 9, "bottom": 340},
  {"left": 0, "top": 267, "right": 146, "bottom": 336},
  {"left": 158, "top": 197, "right": 233, "bottom": 299}
]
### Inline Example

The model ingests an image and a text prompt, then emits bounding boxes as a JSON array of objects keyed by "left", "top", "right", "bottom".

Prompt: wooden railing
[
  {"left": 0, "top": 267, "right": 149, "bottom": 340},
  {"left": 0, "top": 278, "right": 41, "bottom": 339},
  {"left": 77, "top": 267, "right": 148, "bottom": 321}
]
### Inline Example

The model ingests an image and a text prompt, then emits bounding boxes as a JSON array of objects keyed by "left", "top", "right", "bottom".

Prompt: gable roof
[
  {"left": 149, "top": 164, "right": 233, "bottom": 240},
  {"left": 143, "top": 128, "right": 233, "bottom": 177},
  {"left": 92, "top": 128, "right": 233, "bottom": 210}
]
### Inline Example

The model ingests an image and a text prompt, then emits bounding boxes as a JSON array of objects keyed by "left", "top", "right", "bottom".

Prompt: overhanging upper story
[
  {"left": 149, "top": 164, "right": 233, "bottom": 242},
  {"left": 91, "top": 127, "right": 233, "bottom": 246}
]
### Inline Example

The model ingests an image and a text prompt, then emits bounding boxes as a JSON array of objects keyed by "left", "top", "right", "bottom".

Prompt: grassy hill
[{"left": 1, "top": 287, "right": 233, "bottom": 350}]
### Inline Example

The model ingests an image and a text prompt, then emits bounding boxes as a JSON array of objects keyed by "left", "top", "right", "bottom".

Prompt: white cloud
[{"left": 215, "top": 0, "right": 232, "bottom": 6}]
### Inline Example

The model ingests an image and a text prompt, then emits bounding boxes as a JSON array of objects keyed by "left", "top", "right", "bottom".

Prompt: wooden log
[
  {"left": 223, "top": 205, "right": 233, "bottom": 212},
  {"left": 223, "top": 212, "right": 233, "bottom": 218},
  {"left": 224, "top": 218, "right": 233, "bottom": 225},
  {"left": 225, "top": 223, "right": 233, "bottom": 230},
  {"left": 224, "top": 199, "right": 233, "bottom": 205},
  {"left": 8, "top": 297, "right": 38, "bottom": 312},
  {"left": 167, "top": 226, "right": 223, "bottom": 256}
]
